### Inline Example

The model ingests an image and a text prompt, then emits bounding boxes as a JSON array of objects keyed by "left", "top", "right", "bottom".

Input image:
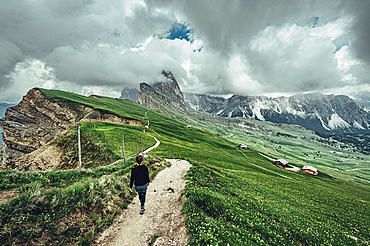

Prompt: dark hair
[{"left": 136, "top": 154, "right": 143, "bottom": 164}]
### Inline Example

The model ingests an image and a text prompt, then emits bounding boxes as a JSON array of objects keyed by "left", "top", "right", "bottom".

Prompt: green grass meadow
[{"left": 1, "top": 88, "right": 370, "bottom": 245}]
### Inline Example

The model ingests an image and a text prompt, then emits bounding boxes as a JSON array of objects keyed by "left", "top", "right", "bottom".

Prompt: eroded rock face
[
  {"left": 137, "top": 71, "right": 187, "bottom": 113},
  {"left": 0, "top": 89, "right": 78, "bottom": 165},
  {"left": 153, "top": 70, "right": 184, "bottom": 101},
  {"left": 138, "top": 83, "right": 160, "bottom": 110},
  {"left": 81, "top": 109, "right": 143, "bottom": 126}
]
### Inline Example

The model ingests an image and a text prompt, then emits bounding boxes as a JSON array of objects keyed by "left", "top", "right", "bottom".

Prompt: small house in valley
[
  {"left": 302, "top": 166, "right": 318, "bottom": 175},
  {"left": 239, "top": 144, "right": 248, "bottom": 150},
  {"left": 273, "top": 159, "right": 289, "bottom": 168}
]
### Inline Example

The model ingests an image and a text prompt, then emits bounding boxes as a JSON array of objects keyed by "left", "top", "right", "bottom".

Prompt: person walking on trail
[{"left": 130, "top": 154, "right": 150, "bottom": 215}]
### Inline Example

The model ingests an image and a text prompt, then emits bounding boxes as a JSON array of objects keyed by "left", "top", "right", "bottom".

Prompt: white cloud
[
  {"left": 0, "top": 39, "right": 23, "bottom": 90},
  {"left": 248, "top": 23, "right": 343, "bottom": 93},
  {"left": 228, "top": 55, "right": 266, "bottom": 95},
  {"left": 0, "top": 59, "right": 55, "bottom": 102},
  {"left": 310, "top": 16, "right": 352, "bottom": 40}
]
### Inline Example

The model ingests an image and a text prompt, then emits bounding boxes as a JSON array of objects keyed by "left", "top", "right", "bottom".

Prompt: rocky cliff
[
  {"left": 0, "top": 88, "right": 142, "bottom": 169},
  {"left": 0, "top": 102, "right": 16, "bottom": 145},
  {"left": 138, "top": 70, "right": 187, "bottom": 113},
  {"left": 0, "top": 89, "right": 79, "bottom": 166}
]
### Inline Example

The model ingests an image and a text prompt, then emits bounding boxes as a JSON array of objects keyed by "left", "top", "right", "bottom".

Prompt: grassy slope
[
  {"left": 1, "top": 88, "right": 369, "bottom": 245},
  {"left": 185, "top": 113, "right": 370, "bottom": 189},
  {"left": 148, "top": 118, "right": 370, "bottom": 245}
]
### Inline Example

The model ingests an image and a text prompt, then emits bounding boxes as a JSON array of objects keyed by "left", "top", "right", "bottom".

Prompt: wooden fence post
[
  {"left": 140, "top": 136, "right": 143, "bottom": 154},
  {"left": 121, "top": 133, "right": 126, "bottom": 164},
  {"left": 78, "top": 125, "right": 82, "bottom": 170}
]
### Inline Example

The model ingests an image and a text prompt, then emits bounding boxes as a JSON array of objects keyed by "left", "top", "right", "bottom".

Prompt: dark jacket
[{"left": 129, "top": 164, "right": 149, "bottom": 188}]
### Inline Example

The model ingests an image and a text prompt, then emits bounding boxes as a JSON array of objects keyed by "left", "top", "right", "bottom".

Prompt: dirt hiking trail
[{"left": 95, "top": 159, "right": 191, "bottom": 246}]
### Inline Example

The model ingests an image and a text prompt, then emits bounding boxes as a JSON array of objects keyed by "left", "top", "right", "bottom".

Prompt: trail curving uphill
[
  {"left": 143, "top": 134, "right": 160, "bottom": 156},
  {"left": 95, "top": 159, "right": 191, "bottom": 246}
]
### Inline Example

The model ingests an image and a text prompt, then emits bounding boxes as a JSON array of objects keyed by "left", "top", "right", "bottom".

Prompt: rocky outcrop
[
  {"left": 3, "top": 144, "right": 65, "bottom": 171},
  {"left": 80, "top": 109, "right": 142, "bottom": 126},
  {"left": 0, "top": 88, "right": 143, "bottom": 169},
  {"left": 138, "top": 83, "right": 161, "bottom": 110},
  {"left": 0, "top": 89, "right": 78, "bottom": 165},
  {"left": 153, "top": 70, "right": 184, "bottom": 101},
  {"left": 138, "top": 70, "right": 187, "bottom": 113}
]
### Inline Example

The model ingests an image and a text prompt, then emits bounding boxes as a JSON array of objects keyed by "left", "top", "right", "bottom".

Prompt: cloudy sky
[{"left": 1, "top": 0, "right": 370, "bottom": 103}]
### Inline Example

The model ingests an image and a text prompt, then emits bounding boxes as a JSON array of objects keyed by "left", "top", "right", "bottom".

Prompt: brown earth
[
  {"left": 0, "top": 190, "right": 18, "bottom": 206},
  {"left": 1, "top": 144, "right": 65, "bottom": 171}
]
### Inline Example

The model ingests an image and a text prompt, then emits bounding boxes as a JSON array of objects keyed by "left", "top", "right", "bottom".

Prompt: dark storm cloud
[
  {"left": 348, "top": 0, "right": 370, "bottom": 65},
  {"left": 0, "top": 39, "right": 23, "bottom": 89}
]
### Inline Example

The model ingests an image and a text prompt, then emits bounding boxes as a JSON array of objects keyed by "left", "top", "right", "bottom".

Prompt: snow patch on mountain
[
  {"left": 216, "top": 109, "right": 224, "bottom": 115},
  {"left": 353, "top": 121, "right": 365, "bottom": 129},
  {"left": 187, "top": 101, "right": 199, "bottom": 111},
  {"left": 328, "top": 113, "right": 351, "bottom": 130},
  {"left": 228, "top": 108, "right": 235, "bottom": 117},
  {"left": 270, "top": 100, "right": 282, "bottom": 114},
  {"left": 363, "top": 106, "right": 370, "bottom": 113},
  {"left": 251, "top": 100, "right": 267, "bottom": 121},
  {"left": 316, "top": 112, "right": 331, "bottom": 131}
]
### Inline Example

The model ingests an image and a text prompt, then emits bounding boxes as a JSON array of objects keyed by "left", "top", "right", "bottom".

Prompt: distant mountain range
[
  {"left": 123, "top": 71, "right": 370, "bottom": 134},
  {"left": 183, "top": 92, "right": 370, "bottom": 134}
]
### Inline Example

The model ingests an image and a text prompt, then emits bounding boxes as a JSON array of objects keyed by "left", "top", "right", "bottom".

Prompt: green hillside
[
  {"left": 1, "top": 88, "right": 369, "bottom": 245},
  {"left": 185, "top": 113, "right": 370, "bottom": 189}
]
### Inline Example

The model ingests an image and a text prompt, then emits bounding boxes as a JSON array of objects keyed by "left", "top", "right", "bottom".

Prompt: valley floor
[{"left": 94, "top": 159, "right": 191, "bottom": 246}]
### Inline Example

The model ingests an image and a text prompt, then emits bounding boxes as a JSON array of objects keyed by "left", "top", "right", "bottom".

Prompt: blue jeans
[{"left": 135, "top": 184, "right": 148, "bottom": 209}]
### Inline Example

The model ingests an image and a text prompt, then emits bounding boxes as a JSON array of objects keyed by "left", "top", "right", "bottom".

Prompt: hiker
[{"left": 130, "top": 154, "right": 150, "bottom": 215}]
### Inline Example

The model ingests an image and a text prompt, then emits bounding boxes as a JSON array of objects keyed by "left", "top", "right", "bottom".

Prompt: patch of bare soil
[
  {"left": 94, "top": 159, "right": 191, "bottom": 246},
  {"left": 0, "top": 190, "right": 18, "bottom": 206},
  {"left": 1, "top": 144, "right": 64, "bottom": 171}
]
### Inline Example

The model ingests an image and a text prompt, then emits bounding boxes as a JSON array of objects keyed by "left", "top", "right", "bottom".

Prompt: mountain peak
[
  {"left": 161, "top": 70, "right": 177, "bottom": 83},
  {"left": 138, "top": 71, "right": 187, "bottom": 113},
  {"left": 152, "top": 70, "right": 183, "bottom": 101}
]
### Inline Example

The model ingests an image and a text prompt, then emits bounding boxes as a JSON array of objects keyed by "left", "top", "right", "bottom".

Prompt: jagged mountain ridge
[
  {"left": 184, "top": 92, "right": 370, "bottom": 133},
  {"left": 137, "top": 70, "right": 187, "bottom": 113}
]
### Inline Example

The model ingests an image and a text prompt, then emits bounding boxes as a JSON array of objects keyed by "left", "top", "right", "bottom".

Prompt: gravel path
[{"left": 94, "top": 159, "right": 191, "bottom": 246}]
